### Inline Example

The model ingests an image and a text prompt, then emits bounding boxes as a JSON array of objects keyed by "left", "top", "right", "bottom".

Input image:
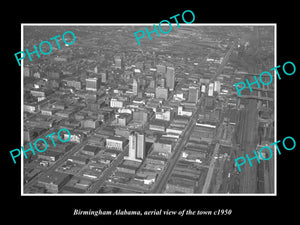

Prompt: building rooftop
[
  {"left": 38, "top": 171, "right": 72, "bottom": 185},
  {"left": 82, "top": 145, "right": 99, "bottom": 153},
  {"left": 68, "top": 155, "right": 88, "bottom": 162},
  {"left": 149, "top": 119, "right": 170, "bottom": 127},
  {"left": 106, "top": 135, "right": 127, "bottom": 142},
  {"left": 156, "top": 138, "right": 174, "bottom": 145},
  {"left": 38, "top": 150, "right": 61, "bottom": 157}
]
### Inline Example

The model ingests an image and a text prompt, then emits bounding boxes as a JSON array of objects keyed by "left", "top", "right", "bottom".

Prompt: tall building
[
  {"left": 149, "top": 79, "right": 156, "bottom": 89},
  {"left": 139, "top": 78, "right": 147, "bottom": 90},
  {"left": 100, "top": 71, "right": 107, "bottom": 83},
  {"left": 188, "top": 86, "right": 199, "bottom": 103},
  {"left": 115, "top": 56, "right": 122, "bottom": 69},
  {"left": 86, "top": 77, "right": 100, "bottom": 92},
  {"left": 160, "top": 78, "right": 166, "bottom": 88},
  {"left": 201, "top": 84, "right": 206, "bottom": 93},
  {"left": 133, "top": 78, "right": 139, "bottom": 96},
  {"left": 136, "top": 133, "right": 145, "bottom": 159},
  {"left": 165, "top": 66, "right": 175, "bottom": 90},
  {"left": 208, "top": 83, "right": 214, "bottom": 96},
  {"left": 214, "top": 81, "right": 221, "bottom": 94},
  {"left": 125, "top": 131, "right": 145, "bottom": 162},
  {"left": 128, "top": 133, "right": 137, "bottom": 159}
]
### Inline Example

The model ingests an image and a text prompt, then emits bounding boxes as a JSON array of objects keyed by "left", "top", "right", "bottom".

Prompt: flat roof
[
  {"left": 156, "top": 138, "right": 173, "bottom": 145},
  {"left": 68, "top": 155, "right": 88, "bottom": 162},
  {"left": 38, "top": 171, "right": 71, "bottom": 185},
  {"left": 39, "top": 151, "right": 61, "bottom": 157},
  {"left": 82, "top": 145, "right": 99, "bottom": 152},
  {"left": 150, "top": 119, "right": 170, "bottom": 126},
  {"left": 106, "top": 136, "right": 127, "bottom": 142}
]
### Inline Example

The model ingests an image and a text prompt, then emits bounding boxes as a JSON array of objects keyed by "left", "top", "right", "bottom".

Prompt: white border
[{"left": 21, "top": 23, "right": 277, "bottom": 196}]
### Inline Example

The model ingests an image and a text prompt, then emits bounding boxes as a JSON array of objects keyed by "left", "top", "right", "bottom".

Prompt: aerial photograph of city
[{"left": 21, "top": 24, "right": 275, "bottom": 195}]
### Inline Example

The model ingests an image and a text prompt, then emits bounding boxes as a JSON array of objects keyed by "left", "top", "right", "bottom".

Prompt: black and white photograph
[
  {"left": 3, "top": 4, "right": 298, "bottom": 224},
  {"left": 20, "top": 24, "right": 276, "bottom": 195}
]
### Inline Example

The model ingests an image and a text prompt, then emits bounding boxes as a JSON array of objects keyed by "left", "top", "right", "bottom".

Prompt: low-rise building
[
  {"left": 115, "top": 127, "right": 130, "bottom": 138},
  {"left": 106, "top": 136, "right": 128, "bottom": 151},
  {"left": 81, "top": 145, "right": 100, "bottom": 156},
  {"left": 116, "top": 164, "right": 137, "bottom": 174},
  {"left": 40, "top": 108, "right": 57, "bottom": 116},
  {"left": 116, "top": 113, "right": 132, "bottom": 126},
  {"left": 149, "top": 119, "right": 169, "bottom": 132},
  {"left": 166, "top": 177, "right": 195, "bottom": 193},
  {"left": 155, "top": 86, "right": 169, "bottom": 100},
  {"left": 24, "top": 103, "right": 37, "bottom": 113},
  {"left": 166, "top": 126, "right": 183, "bottom": 135},
  {"left": 155, "top": 108, "right": 172, "bottom": 121},
  {"left": 178, "top": 106, "right": 193, "bottom": 117},
  {"left": 110, "top": 98, "right": 126, "bottom": 108},
  {"left": 88, "top": 135, "right": 106, "bottom": 147},
  {"left": 64, "top": 131, "right": 84, "bottom": 143},
  {"left": 38, "top": 172, "right": 72, "bottom": 193},
  {"left": 81, "top": 118, "right": 100, "bottom": 129},
  {"left": 37, "top": 151, "right": 61, "bottom": 162},
  {"left": 68, "top": 155, "right": 89, "bottom": 165},
  {"left": 153, "top": 139, "right": 174, "bottom": 154},
  {"left": 133, "top": 110, "right": 148, "bottom": 123}
]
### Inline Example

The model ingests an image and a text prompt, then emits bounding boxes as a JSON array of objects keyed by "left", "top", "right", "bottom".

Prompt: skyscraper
[
  {"left": 133, "top": 78, "right": 139, "bottom": 95},
  {"left": 214, "top": 81, "right": 221, "bottom": 94},
  {"left": 160, "top": 78, "right": 166, "bottom": 88},
  {"left": 115, "top": 56, "right": 122, "bottom": 69},
  {"left": 86, "top": 77, "right": 100, "bottom": 92},
  {"left": 100, "top": 71, "right": 107, "bottom": 83},
  {"left": 136, "top": 132, "right": 145, "bottom": 159},
  {"left": 165, "top": 66, "right": 175, "bottom": 91},
  {"left": 125, "top": 131, "right": 145, "bottom": 162},
  {"left": 149, "top": 79, "right": 156, "bottom": 89},
  {"left": 128, "top": 132, "right": 137, "bottom": 159},
  {"left": 208, "top": 83, "right": 214, "bottom": 96}
]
